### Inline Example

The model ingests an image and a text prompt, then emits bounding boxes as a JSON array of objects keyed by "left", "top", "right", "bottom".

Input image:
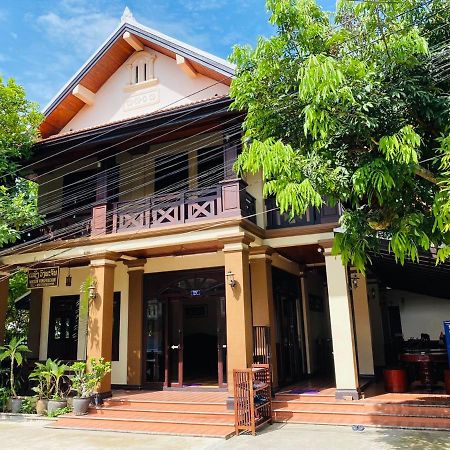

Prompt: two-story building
[{"left": 1, "top": 9, "right": 449, "bottom": 415}]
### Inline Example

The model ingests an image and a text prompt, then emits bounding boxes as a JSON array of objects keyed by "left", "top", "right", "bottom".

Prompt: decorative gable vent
[{"left": 124, "top": 51, "right": 158, "bottom": 92}]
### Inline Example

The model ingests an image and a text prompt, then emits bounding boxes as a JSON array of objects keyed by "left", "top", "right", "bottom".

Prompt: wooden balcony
[
  {"left": 266, "top": 197, "right": 341, "bottom": 229},
  {"left": 92, "top": 179, "right": 257, "bottom": 236}
]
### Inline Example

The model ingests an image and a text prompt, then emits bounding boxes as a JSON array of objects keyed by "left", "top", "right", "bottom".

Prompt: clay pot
[
  {"left": 47, "top": 399, "right": 67, "bottom": 414},
  {"left": 72, "top": 397, "right": 91, "bottom": 416},
  {"left": 36, "top": 398, "right": 49, "bottom": 416},
  {"left": 10, "top": 398, "right": 24, "bottom": 414}
]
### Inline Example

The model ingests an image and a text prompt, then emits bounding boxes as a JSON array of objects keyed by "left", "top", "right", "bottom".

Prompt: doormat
[{"left": 287, "top": 388, "right": 320, "bottom": 394}]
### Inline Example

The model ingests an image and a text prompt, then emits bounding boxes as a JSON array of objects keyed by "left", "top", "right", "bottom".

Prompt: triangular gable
[{"left": 40, "top": 8, "right": 235, "bottom": 139}]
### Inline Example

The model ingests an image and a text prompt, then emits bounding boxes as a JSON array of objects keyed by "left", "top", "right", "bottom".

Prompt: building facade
[{"left": 1, "top": 10, "right": 449, "bottom": 402}]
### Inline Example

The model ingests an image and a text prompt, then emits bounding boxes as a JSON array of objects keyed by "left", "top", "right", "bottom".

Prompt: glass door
[
  {"left": 217, "top": 296, "right": 227, "bottom": 387},
  {"left": 165, "top": 297, "right": 184, "bottom": 387},
  {"left": 144, "top": 299, "right": 165, "bottom": 385}
]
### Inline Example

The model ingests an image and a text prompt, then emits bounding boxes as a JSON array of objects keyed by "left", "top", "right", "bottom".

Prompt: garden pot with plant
[
  {"left": 29, "top": 359, "right": 53, "bottom": 415},
  {"left": 0, "top": 337, "right": 30, "bottom": 413},
  {"left": 69, "top": 361, "right": 95, "bottom": 416},
  {"left": 69, "top": 358, "right": 111, "bottom": 415},
  {"left": 90, "top": 357, "right": 112, "bottom": 408},
  {"left": 47, "top": 360, "right": 69, "bottom": 414}
]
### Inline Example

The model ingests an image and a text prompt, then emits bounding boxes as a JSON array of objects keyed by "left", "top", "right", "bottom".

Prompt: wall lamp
[
  {"left": 226, "top": 271, "right": 236, "bottom": 288},
  {"left": 350, "top": 272, "right": 359, "bottom": 289},
  {"left": 88, "top": 281, "right": 97, "bottom": 300}
]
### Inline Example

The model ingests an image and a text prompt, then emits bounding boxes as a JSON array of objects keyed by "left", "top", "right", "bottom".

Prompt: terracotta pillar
[
  {"left": 28, "top": 289, "right": 43, "bottom": 359},
  {"left": 87, "top": 255, "right": 117, "bottom": 394},
  {"left": 323, "top": 245, "right": 360, "bottom": 400},
  {"left": 125, "top": 259, "right": 146, "bottom": 386},
  {"left": 222, "top": 236, "right": 254, "bottom": 397},
  {"left": 249, "top": 246, "right": 278, "bottom": 388},
  {"left": 0, "top": 275, "right": 8, "bottom": 345},
  {"left": 351, "top": 271, "right": 375, "bottom": 377}
]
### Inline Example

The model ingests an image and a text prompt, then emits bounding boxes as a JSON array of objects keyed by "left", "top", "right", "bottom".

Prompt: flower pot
[
  {"left": 10, "top": 398, "right": 24, "bottom": 414},
  {"left": 36, "top": 398, "right": 49, "bottom": 416},
  {"left": 47, "top": 399, "right": 67, "bottom": 414},
  {"left": 72, "top": 397, "right": 91, "bottom": 416},
  {"left": 445, "top": 369, "right": 450, "bottom": 395}
]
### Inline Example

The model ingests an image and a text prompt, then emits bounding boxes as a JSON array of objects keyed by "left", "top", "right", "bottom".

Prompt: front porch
[{"left": 46, "top": 379, "right": 450, "bottom": 438}]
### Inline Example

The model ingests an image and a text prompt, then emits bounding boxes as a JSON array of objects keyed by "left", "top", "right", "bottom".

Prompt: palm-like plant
[
  {"left": 29, "top": 359, "right": 52, "bottom": 399},
  {"left": 0, "top": 337, "right": 30, "bottom": 398},
  {"left": 48, "top": 359, "right": 68, "bottom": 400}
]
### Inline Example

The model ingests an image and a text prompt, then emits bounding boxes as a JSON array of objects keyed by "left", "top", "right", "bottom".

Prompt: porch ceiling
[
  {"left": 369, "top": 250, "right": 450, "bottom": 299},
  {"left": 275, "top": 244, "right": 325, "bottom": 266}
]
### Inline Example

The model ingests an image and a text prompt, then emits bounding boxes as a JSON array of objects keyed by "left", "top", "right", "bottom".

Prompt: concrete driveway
[{"left": 0, "top": 420, "right": 448, "bottom": 450}]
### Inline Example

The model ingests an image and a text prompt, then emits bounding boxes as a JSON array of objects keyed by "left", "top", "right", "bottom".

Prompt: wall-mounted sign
[
  {"left": 27, "top": 267, "right": 60, "bottom": 288},
  {"left": 190, "top": 289, "right": 202, "bottom": 297}
]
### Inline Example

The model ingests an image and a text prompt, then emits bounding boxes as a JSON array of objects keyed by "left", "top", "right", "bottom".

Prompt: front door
[
  {"left": 48, "top": 295, "right": 79, "bottom": 360},
  {"left": 165, "top": 297, "right": 184, "bottom": 387},
  {"left": 143, "top": 269, "right": 226, "bottom": 389}
]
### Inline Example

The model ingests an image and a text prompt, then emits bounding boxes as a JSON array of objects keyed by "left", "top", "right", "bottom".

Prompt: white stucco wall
[
  {"left": 61, "top": 48, "right": 229, "bottom": 134},
  {"left": 386, "top": 289, "right": 450, "bottom": 340}
]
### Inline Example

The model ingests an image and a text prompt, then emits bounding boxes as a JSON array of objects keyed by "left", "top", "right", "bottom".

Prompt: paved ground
[{"left": 0, "top": 420, "right": 448, "bottom": 450}]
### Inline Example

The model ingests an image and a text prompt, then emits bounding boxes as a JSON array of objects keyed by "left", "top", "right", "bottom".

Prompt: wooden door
[
  {"left": 165, "top": 297, "right": 184, "bottom": 387},
  {"left": 217, "top": 296, "right": 227, "bottom": 387}
]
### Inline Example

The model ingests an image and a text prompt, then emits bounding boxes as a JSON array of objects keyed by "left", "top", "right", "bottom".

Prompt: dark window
[
  {"left": 48, "top": 295, "right": 79, "bottom": 360},
  {"left": 112, "top": 292, "right": 121, "bottom": 361},
  {"left": 154, "top": 152, "right": 189, "bottom": 193},
  {"left": 62, "top": 170, "right": 97, "bottom": 212},
  {"left": 197, "top": 147, "right": 224, "bottom": 185}
]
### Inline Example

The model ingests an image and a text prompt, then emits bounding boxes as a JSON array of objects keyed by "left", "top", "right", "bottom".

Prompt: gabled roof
[{"left": 40, "top": 7, "right": 235, "bottom": 139}]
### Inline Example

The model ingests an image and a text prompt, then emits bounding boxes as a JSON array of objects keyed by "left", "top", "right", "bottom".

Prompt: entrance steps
[
  {"left": 48, "top": 390, "right": 235, "bottom": 439},
  {"left": 273, "top": 392, "right": 450, "bottom": 431}
]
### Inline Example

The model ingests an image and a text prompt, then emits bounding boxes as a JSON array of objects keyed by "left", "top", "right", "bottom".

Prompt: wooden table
[{"left": 399, "top": 351, "right": 447, "bottom": 387}]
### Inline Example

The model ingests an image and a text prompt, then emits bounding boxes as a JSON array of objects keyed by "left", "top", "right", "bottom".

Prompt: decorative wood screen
[{"left": 253, "top": 326, "right": 271, "bottom": 365}]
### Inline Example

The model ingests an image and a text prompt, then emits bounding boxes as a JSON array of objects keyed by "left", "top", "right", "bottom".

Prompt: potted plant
[
  {"left": 29, "top": 359, "right": 53, "bottom": 415},
  {"left": 69, "top": 361, "right": 96, "bottom": 416},
  {"left": 47, "top": 359, "right": 69, "bottom": 414},
  {"left": 0, "top": 337, "right": 30, "bottom": 413},
  {"left": 90, "top": 358, "right": 111, "bottom": 408}
]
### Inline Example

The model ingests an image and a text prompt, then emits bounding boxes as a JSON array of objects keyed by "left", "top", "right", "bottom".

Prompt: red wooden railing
[{"left": 91, "top": 179, "right": 257, "bottom": 236}]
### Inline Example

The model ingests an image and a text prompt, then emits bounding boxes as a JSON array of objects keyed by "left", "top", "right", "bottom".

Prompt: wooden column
[
  {"left": 28, "top": 289, "right": 43, "bottom": 358},
  {"left": 222, "top": 236, "right": 254, "bottom": 397},
  {"left": 0, "top": 275, "right": 8, "bottom": 345},
  {"left": 249, "top": 247, "right": 278, "bottom": 388},
  {"left": 351, "top": 271, "right": 375, "bottom": 377},
  {"left": 323, "top": 245, "right": 360, "bottom": 400},
  {"left": 87, "top": 255, "right": 117, "bottom": 394},
  {"left": 125, "top": 259, "right": 146, "bottom": 386},
  {"left": 300, "top": 272, "right": 314, "bottom": 375},
  {"left": 223, "top": 133, "right": 239, "bottom": 180}
]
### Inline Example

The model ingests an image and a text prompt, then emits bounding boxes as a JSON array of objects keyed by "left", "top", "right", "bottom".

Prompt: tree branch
[{"left": 415, "top": 166, "right": 438, "bottom": 184}]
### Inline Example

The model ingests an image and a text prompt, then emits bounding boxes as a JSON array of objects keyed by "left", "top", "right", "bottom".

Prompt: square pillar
[
  {"left": 222, "top": 236, "right": 254, "bottom": 396},
  {"left": 351, "top": 271, "right": 375, "bottom": 377},
  {"left": 28, "top": 289, "right": 43, "bottom": 359},
  {"left": 323, "top": 245, "right": 360, "bottom": 400},
  {"left": 88, "top": 255, "right": 117, "bottom": 394},
  {"left": 249, "top": 247, "right": 278, "bottom": 388},
  {"left": 124, "top": 259, "right": 146, "bottom": 386},
  {"left": 0, "top": 275, "right": 8, "bottom": 345}
]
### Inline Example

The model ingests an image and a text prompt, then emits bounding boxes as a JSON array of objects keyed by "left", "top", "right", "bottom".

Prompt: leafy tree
[
  {"left": 5, "top": 271, "right": 29, "bottom": 342},
  {"left": 0, "top": 77, "right": 42, "bottom": 246},
  {"left": 230, "top": 0, "right": 450, "bottom": 270}
]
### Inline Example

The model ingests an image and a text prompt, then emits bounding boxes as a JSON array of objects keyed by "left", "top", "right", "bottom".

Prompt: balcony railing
[
  {"left": 93, "top": 179, "right": 257, "bottom": 235},
  {"left": 266, "top": 197, "right": 341, "bottom": 229}
]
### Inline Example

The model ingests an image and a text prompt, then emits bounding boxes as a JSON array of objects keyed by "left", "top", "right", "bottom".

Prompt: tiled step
[
  {"left": 103, "top": 399, "right": 227, "bottom": 413},
  {"left": 273, "top": 401, "right": 450, "bottom": 418},
  {"left": 273, "top": 410, "right": 450, "bottom": 431},
  {"left": 48, "top": 417, "right": 235, "bottom": 438},
  {"left": 74, "top": 407, "right": 234, "bottom": 425},
  {"left": 274, "top": 393, "right": 336, "bottom": 402}
]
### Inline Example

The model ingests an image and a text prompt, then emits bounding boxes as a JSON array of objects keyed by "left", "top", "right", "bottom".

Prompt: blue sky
[{"left": 0, "top": 0, "right": 335, "bottom": 109}]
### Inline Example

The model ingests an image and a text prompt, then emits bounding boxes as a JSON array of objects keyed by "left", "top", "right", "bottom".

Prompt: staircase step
[
  {"left": 103, "top": 399, "right": 228, "bottom": 413},
  {"left": 273, "top": 401, "right": 450, "bottom": 418},
  {"left": 73, "top": 408, "right": 234, "bottom": 425},
  {"left": 48, "top": 417, "right": 235, "bottom": 438},
  {"left": 273, "top": 410, "right": 450, "bottom": 430},
  {"left": 274, "top": 394, "right": 336, "bottom": 402}
]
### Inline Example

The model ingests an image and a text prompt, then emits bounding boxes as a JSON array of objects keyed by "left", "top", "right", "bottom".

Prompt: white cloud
[{"left": 34, "top": 7, "right": 117, "bottom": 57}]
